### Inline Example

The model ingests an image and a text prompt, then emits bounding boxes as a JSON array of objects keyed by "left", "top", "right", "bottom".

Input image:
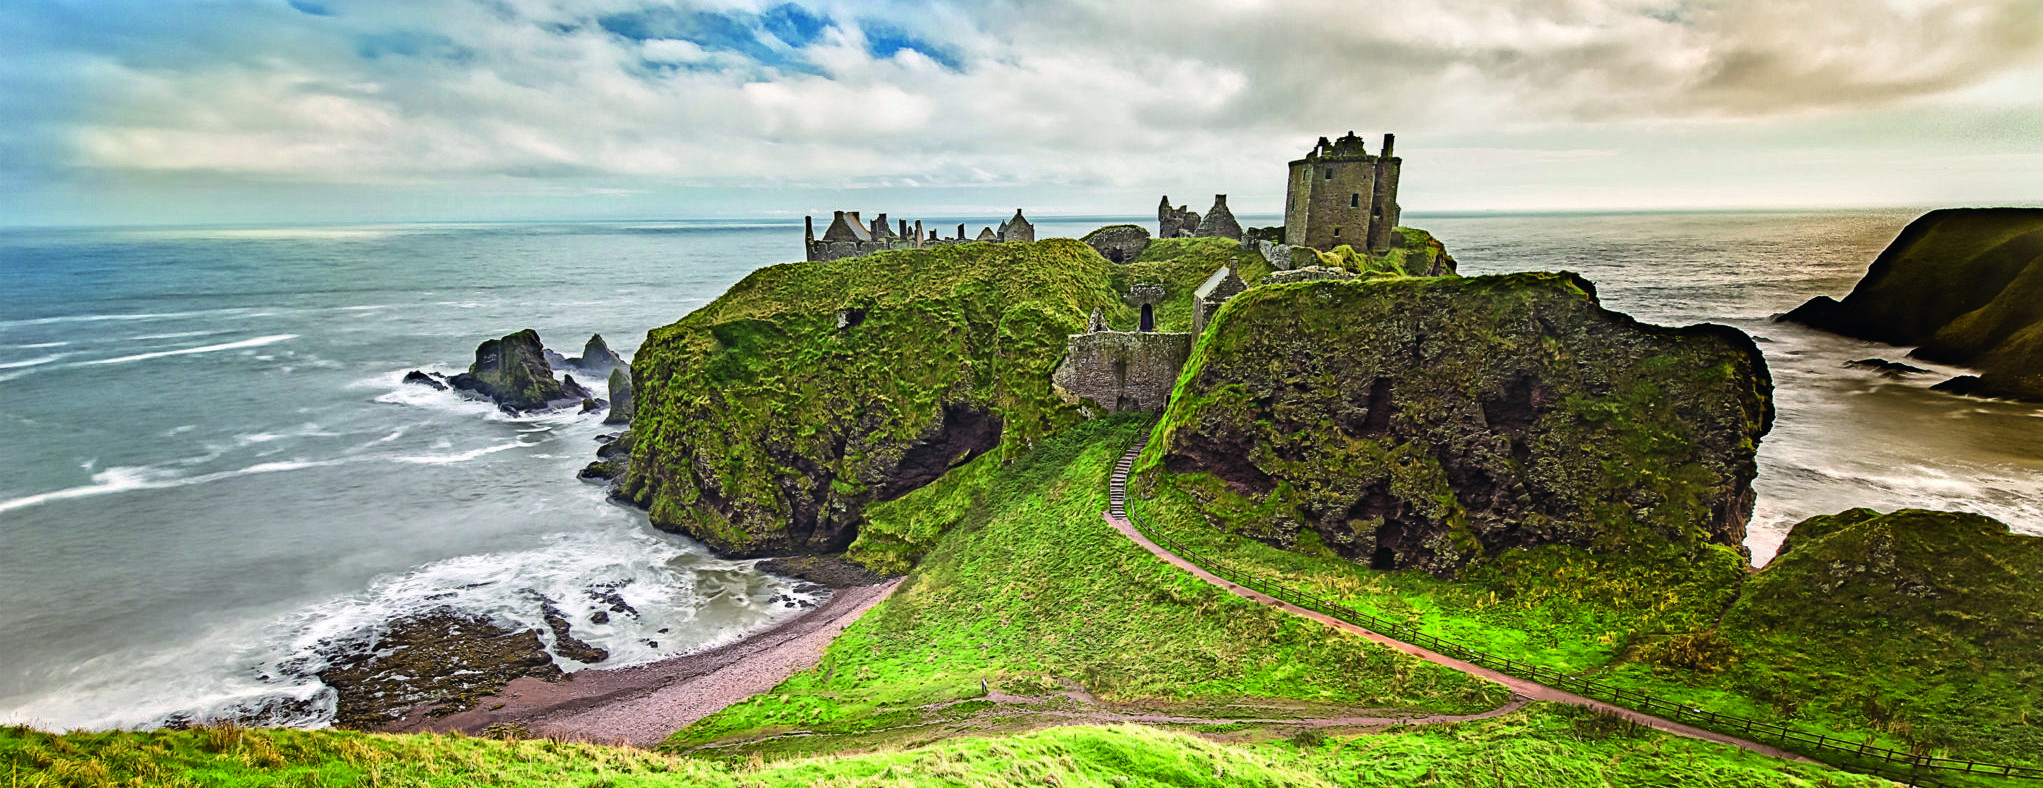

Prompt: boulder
[
  {"left": 1142, "top": 272, "right": 1773, "bottom": 578},
  {"left": 448, "top": 329, "right": 577, "bottom": 413},
  {"left": 603, "top": 366, "right": 634, "bottom": 425},
  {"left": 1781, "top": 208, "right": 2043, "bottom": 400}
]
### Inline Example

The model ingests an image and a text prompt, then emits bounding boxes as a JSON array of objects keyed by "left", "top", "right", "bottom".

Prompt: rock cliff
[
  {"left": 1781, "top": 208, "right": 2043, "bottom": 399},
  {"left": 620, "top": 240, "right": 1129, "bottom": 557},
  {"left": 1139, "top": 272, "right": 1773, "bottom": 578}
]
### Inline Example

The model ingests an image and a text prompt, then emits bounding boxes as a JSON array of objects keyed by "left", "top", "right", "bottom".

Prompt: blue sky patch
[{"left": 860, "top": 19, "right": 961, "bottom": 70}]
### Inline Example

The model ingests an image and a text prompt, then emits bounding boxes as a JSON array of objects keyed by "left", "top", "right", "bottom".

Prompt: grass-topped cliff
[
  {"left": 621, "top": 231, "right": 1450, "bottom": 561},
  {"left": 1783, "top": 208, "right": 2043, "bottom": 399},
  {"left": 1138, "top": 272, "right": 1773, "bottom": 578},
  {"left": 623, "top": 239, "right": 1119, "bottom": 556}
]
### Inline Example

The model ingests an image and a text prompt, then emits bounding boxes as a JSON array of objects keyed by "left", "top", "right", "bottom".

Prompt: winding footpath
[{"left": 1103, "top": 434, "right": 1814, "bottom": 764}]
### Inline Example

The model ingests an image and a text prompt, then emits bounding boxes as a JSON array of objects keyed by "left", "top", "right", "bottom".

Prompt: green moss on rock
[
  {"left": 623, "top": 240, "right": 1128, "bottom": 557},
  {"left": 1141, "top": 272, "right": 1773, "bottom": 578}
]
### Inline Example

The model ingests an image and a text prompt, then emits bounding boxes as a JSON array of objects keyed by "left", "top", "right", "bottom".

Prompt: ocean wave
[
  {"left": 77, "top": 335, "right": 299, "bottom": 366},
  {"left": 0, "top": 443, "right": 528, "bottom": 515},
  {"left": 0, "top": 308, "right": 263, "bottom": 330},
  {"left": 0, "top": 354, "right": 65, "bottom": 369}
]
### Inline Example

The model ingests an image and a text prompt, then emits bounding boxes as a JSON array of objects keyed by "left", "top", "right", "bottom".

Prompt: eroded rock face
[
  {"left": 449, "top": 329, "right": 576, "bottom": 412},
  {"left": 317, "top": 608, "right": 561, "bottom": 729},
  {"left": 1143, "top": 273, "right": 1773, "bottom": 578},
  {"left": 1782, "top": 208, "right": 2043, "bottom": 400},
  {"left": 623, "top": 241, "right": 1118, "bottom": 558}
]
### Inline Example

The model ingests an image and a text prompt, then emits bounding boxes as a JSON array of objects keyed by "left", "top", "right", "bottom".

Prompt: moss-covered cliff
[
  {"left": 1139, "top": 272, "right": 1774, "bottom": 578},
  {"left": 621, "top": 240, "right": 1122, "bottom": 556},
  {"left": 1782, "top": 208, "right": 2043, "bottom": 399}
]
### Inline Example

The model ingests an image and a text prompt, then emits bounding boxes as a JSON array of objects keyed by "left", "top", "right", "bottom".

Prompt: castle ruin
[
  {"left": 805, "top": 209, "right": 1034, "bottom": 262},
  {"left": 1285, "top": 131, "right": 1401, "bottom": 252},
  {"left": 1157, "top": 195, "right": 1242, "bottom": 242}
]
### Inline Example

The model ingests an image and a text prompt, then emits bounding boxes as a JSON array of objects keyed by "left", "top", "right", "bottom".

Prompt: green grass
[
  {"left": 4, "top": 706, "right": 1897, "bottom": 787},
  {"left": 670, "top": 417, "right": 1508, "bottom": 755},
  {"left": 1131, "top": 486, "right": 2043, "bottom": 782}
]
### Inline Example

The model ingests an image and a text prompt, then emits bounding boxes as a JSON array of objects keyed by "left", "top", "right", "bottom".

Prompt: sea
[{"left": 3, "top": 210, "right": 2040, "bottom": 731}]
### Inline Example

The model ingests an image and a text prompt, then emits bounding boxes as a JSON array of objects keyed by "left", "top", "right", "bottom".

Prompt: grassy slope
[
  {"left": 1804, "top": 208, "right": 2043, "bottom": 346},
  {"left": 673, "top": 418, "right": 1506, "bottom": 756},
  {"left": 1135, "top": 478, "right": 2043, "bottom": 778},
  {"left": 3, "top": 707, "right": 1889, "bottom": 788}
]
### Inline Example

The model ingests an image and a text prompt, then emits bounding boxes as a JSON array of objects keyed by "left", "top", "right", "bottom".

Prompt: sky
[{"left": 2, "top": 0, "right": 2041, "bottom": 227}]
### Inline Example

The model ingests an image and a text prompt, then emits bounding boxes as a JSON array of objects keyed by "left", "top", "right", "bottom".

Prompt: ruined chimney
[
  {"left": 1317, "top": 136, "right": 1331, "bottom": 153},
  {"left": 1382, "top": 133, "right": 1395, "bottom": 159},
  {"left": 1213, "top": 194, "right": 1228, "bottom": 208},
  {"left": 899, "top": 219, "right": 908, "bottom": 238},
  {"left": 804, "top": 215, "right": 814, "bottom": 244},
  {"left": 913, "top": 220, "right": 923, "bottom": 247},
  {"left": 958, "top": 223, "right": 966, "bottom": 239}
]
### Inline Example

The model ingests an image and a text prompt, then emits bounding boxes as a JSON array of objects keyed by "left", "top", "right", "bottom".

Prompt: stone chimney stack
[
  {"left": 1381, "top": 133, "right": 1395, "bottom": 159},
  {"left": 804, "top": 215, "right": 814, "bottom": 244}
]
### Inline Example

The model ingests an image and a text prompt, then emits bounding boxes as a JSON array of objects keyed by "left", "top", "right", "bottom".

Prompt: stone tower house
[{"left": 1284, "top": 131, "right": 1402, "bottom": 252}]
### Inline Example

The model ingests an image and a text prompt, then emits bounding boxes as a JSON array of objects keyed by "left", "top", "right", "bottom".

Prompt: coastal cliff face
[
  {"left": 1782, "top": 208, "right": 2043, "bottom": 399},
  {"left": 1139, "top": 272, "right": 1774, "bottom": 578},
  {"left": 620, "top": 240, "right": 1125, "bottom": 557}
]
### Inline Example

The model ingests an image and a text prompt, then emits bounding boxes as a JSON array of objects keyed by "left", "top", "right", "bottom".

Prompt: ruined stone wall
[
  {"left": 1367, "top": 158, "right": 1403, "bottom": 253},
  {"left": 1051, "top": 331, "right": 1194, "bottom": 413},
  {"left": 1305, "top": 159, "right": 1376, "bottom": 251},
  {"left": 808, "top": 237, "right": 978, "bottom": 262}
]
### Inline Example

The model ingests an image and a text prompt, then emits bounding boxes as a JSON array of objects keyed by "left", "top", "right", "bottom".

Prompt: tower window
[
  {"left": 1324, "top": 167, "right": 1333, "bottom": 180},
  {"left": 1333, "top": 227, "right": 1342, "bottom": 237},
  {"left": 1351, "top": 194, "right": 1360, "bottom": 207}
]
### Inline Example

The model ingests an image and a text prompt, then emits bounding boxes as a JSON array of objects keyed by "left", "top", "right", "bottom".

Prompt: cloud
[{"left": 4, "top": 0, "right": 2041, "bottom": 221}]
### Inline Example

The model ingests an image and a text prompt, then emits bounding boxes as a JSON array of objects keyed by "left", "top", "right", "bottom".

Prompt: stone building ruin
[
  {"left": 1285, "top": 131, "right": 1401, "bottom": 252},
  {"left": 1157, "top": 195, "right": 1242, "bottom": 242},
  {"left": 804, "top": 209, "right": 1036, "bottom": 262}
]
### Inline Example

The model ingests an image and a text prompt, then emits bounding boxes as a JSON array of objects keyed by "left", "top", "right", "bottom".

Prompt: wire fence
[{"left": 1107, "top": 429, "right": 2038, "bottom": 786}]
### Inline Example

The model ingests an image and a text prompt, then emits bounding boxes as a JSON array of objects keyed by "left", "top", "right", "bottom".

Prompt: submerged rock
[
  {"left": 402, "top": 370, "right": 448, "bottom": 391},
  {"left": 316, "top": 608, "right": 561, "bottom": 729},
  {"left": 448, "top": 329, "right": 579, "bottom": 413},
  {"left": 1781, "top": 208, "right": 2043, "bottom": 400},
  {"left": 1143, "top": 272, "right": 1773, "bottom": 578},
  {"left": 529, "top": 592, "right": 608, "bottom": 665},
  {"left": 1845, "top": 358, "right": 1931, "bottom": 377}
]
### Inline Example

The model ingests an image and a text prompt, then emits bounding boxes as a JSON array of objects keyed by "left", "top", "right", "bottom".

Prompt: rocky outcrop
[
  {"left": 603, "top": 366, "right": 634, "bottom": 425},
  {"left": 402, "top": 370, "right": 448, "bottom": 390},
  {"left": 564, "top": 334, "right": 624, "bottom": 376},
  {"left": 317, "top": 608, "right": 562, "bottom": 729},
  {"left": 622, "top": 240, "right": 1127, "bottom": 558},
  {"left": 1781, "top": 208, "right": 2043, "bottom": 400},
  {"left": 1141, "top": 272, "right": 1773, "bottom": 578},
  {"left": 448, "top": 329, "right": 580, "bottom": 413},
  {"left": 1082, "top": 224, "right": 1151, "bottom": 263}
]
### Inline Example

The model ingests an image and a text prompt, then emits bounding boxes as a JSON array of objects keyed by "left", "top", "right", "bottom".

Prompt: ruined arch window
[{"left": 1351, "top": 193, "right": 1360, "bottom": 208}]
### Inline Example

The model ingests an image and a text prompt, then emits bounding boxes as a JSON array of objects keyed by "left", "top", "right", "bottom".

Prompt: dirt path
[
  {"left": 1102, "top": 510, "right": 1813, "bottom": 763},
  {"left": 382, "top": 579, "right": 900, "bottom": 747}
]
